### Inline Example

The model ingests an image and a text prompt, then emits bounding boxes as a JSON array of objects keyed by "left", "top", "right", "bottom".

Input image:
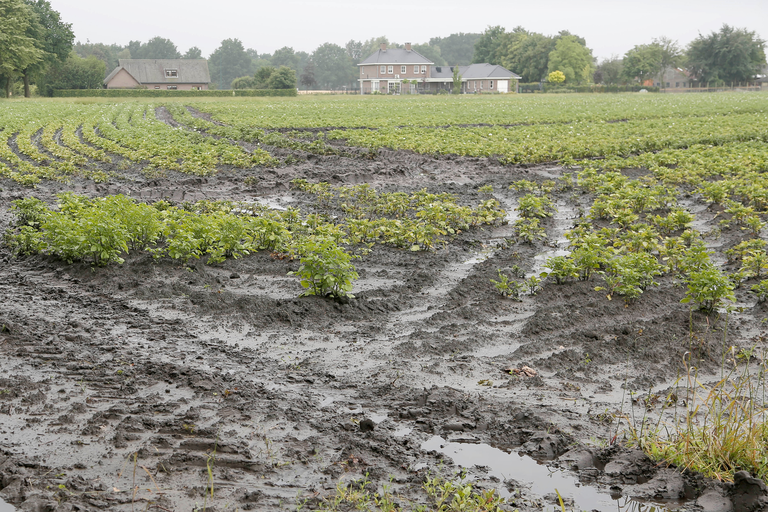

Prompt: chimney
[
  {"left": 405, "top": 42, "right": 412, "bottom": 52},
  {"left": 380, "top": 43, "right": 387, "bottom": 51}
]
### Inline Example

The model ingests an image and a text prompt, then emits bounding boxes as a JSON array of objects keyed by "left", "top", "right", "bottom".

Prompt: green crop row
[
  {"left": 4, "top": 183, "right": 505, "bottom": 299},
  {"left": 0, "top": 102, "right": 278, "bottom": 185},
  {"left": 188, "top": 92, "right": 768, "bottom": 129}
]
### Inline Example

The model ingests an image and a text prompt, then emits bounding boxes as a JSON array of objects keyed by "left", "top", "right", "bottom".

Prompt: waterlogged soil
[{"left": 0, "top": 120, "right": 767, "bottom": 512}]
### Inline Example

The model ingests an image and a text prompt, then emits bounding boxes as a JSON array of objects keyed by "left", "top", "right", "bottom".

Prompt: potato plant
[{"left": 290, "top": 237, "right": 358, "bottom": 300}]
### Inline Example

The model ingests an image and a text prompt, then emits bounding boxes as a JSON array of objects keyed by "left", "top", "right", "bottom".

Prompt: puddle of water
[
  {"left": 233, "top": 195, "right": 295, "bottom": 213},
  {"left": 394, "top": 427, "right": 412, "bottom": 437},
  {"left": 370, "top": 413, "right": 388, "bottom": 423},
  {"left": 0, "top": 498, "right": 15, "bottom": 512},
  {"left": 421, "top": 436, "right": 670, "bottom": 512}
]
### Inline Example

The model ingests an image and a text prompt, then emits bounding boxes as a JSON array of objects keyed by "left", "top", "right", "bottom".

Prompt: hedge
[
  {"left": 518, "top": 83, "right": 660, "bottom": 94},
  {"left": 52, "top": 88, "right": 298, "bottom": 98}
]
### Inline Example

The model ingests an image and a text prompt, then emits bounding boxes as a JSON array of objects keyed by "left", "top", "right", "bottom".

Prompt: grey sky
[{"left": 56, "top": 0, "right": 766, "bottom": 62}]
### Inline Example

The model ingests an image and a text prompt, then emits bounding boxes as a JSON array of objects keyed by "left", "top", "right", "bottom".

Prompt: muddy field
[{"left": 0, "top": 114, "right": 767, "bottom": 512}]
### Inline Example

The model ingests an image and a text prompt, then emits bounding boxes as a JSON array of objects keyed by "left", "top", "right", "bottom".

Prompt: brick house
[
  {"left": 358, "top": 43, "right": 520, "bottom": 94},
  {"left": 104, "top": 59, "right": 211, "bottom": 90}
]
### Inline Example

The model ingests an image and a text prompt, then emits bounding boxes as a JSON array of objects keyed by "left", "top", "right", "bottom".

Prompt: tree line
[
  {"left": 473, "top": 24, "right": 766, "bottom": 87},
  {"left": 596, "top": 26, "right": 766, "bottom": 87},
  {"left": 1, "top": 0, "right": 765, "bottom": 97}
]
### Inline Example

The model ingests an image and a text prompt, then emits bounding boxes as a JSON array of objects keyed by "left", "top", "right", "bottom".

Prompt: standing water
[{"left": 422, "top": 436, "right": 673, "bottom": 512}]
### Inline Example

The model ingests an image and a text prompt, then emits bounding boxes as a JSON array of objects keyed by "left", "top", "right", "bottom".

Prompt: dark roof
[
  {"left": 429, "top": 63, "right": 521, "bottom": 80},
  {"left": 359, "top": 48, "right": 433, "bottom": 65},
  {"left": 461, "top": 63, "right": 521, "bottom": 79},
  {"left": 104, "top": 59, "right": 211, "bottom": 85}
]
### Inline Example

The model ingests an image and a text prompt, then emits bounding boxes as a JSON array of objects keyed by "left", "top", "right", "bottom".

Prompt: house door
[
  {"left": 497, "top": 80, "right": 508, "bottom": 93},
  {"left": 388, "top": 82, "right": 400, "bottom": 94}
]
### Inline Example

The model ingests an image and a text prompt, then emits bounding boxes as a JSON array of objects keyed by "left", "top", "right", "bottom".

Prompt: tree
[
  {"left": 75, "top": 42, "right": 120, "bottom": 71},
  {"left": 412, "top": 44, "right": 445, "bottom": 66},
  {"left": 37, "top": 52, "right": 105, "bottom": 95},
  {"left": 267, "top": 66, "right": 296, "bottom": 89},
  {"left": 496, "top": 27, "right": 555, "bottom": 82},
  {"left": 182, "top": 46, "right": 202, "bottom": 59},
  {"left": 208, "top": 38, "right": 253, "bottom": 89},
  {"left": 472, "top": 25, "right": 505, "bottom": 64},
  {"left": 299, "top": 60, "right": 316, "bottom": 90},
  {"left": 451, "top": 65, "right": 462, "bottom": 93},
  {"left": 231, "top": 75, "right": 257, "bottom": 89},
  {"left": 0, "top": 0, "right": 44, "bottom": 97},
  {"left": 345, "top": 40, "right": 363, "bottom": 63},
  {"left": 359, "top": 36, "right": 389, "bottom": 61},
  {"left": 429, "top": 33, "right": 481, "bottom": 66},
  {"left": 137, "top": 37, "right": 180, "bottom": 59},
  {"left": 246, "top": 48, "right": 273, "bottom": 74},
  {"left": 311, "top": 42, "right": 355, "bottom": 89},
  {"left": 622, "top": 44, "right": 663, "bottom": 84},
  {"left": 686, "top": 24, "right": 766, "bottom": 83},
  {"left": 21, "top": 0, "right": 74, "bottom": 97},
  {"left": 272, "top": 46, "right": 299, "bottom": 72},
  {"left": 254, "top": 65, "right": 275, "bottom": 89},
  {"left": 654, "top": 36, "right": 683, "bottom": 74},
  {"left": 594, "top": 55, "right": 623, "bottom": 85},
  {"left": 547, "top": 35, "right": 593, "bottom": 85}
]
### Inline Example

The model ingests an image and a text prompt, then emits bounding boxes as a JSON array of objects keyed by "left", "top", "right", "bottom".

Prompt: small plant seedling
[
  {"left": 478, "top": 184, "right": 494, "bottom": 194},
  {"left": 751, "top": 280, "right": 768, "bottom": 303},
  {"left": 491, "top": 270, "right": 523, "bottom": 299},
  {"left": 526, "top": 275, "right": 542, "bottom": 295}
]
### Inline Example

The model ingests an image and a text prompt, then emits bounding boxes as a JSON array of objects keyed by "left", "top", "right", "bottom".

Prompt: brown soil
[{"left": 0, "top": 115, "right": 766, "bottom": 512}]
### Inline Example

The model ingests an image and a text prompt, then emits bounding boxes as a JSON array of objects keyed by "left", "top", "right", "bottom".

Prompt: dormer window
[{"left": 165, "top": 69, "right": 178, "bottom": 78}]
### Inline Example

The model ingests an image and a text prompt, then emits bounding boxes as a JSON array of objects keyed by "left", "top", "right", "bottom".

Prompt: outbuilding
[{"left": 104, "top": 59, "right": 211, "bottom": 90}]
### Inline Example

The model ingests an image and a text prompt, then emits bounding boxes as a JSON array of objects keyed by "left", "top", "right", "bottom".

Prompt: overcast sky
[{"left": 55, "top": 0, "right": 767, "bottom": 61}]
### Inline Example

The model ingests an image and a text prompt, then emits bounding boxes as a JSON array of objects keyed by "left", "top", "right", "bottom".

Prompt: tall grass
[{"left": 628, "top": 326, "right": 768, "bottom": 483}]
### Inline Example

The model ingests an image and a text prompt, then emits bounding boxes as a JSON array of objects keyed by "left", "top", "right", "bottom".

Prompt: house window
[
  {"left": 167, "top": 85, "right": 177, "bottom": 90},
  {"left": 414, "top": 65, "right": 419, "bottom": 73},
  {"left": 388, "top": 81, "right": 399, "bottom": 94},
  {"left": 380, "top": 65, "right": 385, "bottom": 74},
  {"left": 675, "top": 82, "right": 679, "bottom": 87},
  {"left": 154, "top": 86, "right": 160, "bottom": 90},
  {"left": 387, "top": 66, "right": 393, "bottom": 74},
  {"left": 666, "top": 82, "right": 670, "bottom": 88},
  {"left": 401, "top": 65, "right": 406, "bottom": 74},
  {"left": 421, "top": 66, "right": 426, "bottom": 74},
  {"left": 490, "top": 81, "right": 494, "bottom": 89},
  {"left": 165, "top": 69, "right": 178, "bottom": 78}
]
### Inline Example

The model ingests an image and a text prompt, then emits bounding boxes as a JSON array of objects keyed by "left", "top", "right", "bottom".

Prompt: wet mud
[{"left": 0, "top": 121, "right": 767, "bottom": 512}]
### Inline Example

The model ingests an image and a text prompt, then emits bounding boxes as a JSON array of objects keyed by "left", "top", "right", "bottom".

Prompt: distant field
[{"left": 1, "top": 92, "right": 768, "bottom": 185}]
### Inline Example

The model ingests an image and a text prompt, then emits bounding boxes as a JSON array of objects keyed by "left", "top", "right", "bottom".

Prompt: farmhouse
[
  {"left": 358, "top": 43, "right": 520, "bottom": 94},
  {"left": 655, "top": 67, "right": 691, "bottom": 89},
  {"left": 104, "top": 59, "right": 211, "bottom": 90}
]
